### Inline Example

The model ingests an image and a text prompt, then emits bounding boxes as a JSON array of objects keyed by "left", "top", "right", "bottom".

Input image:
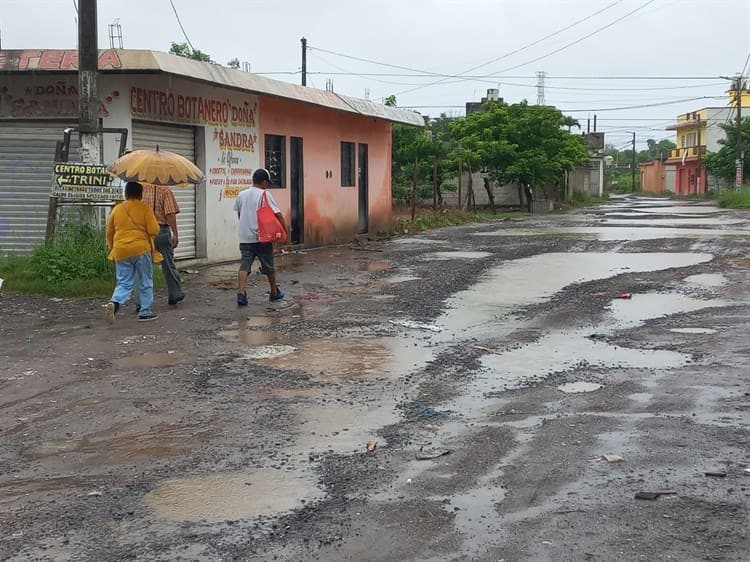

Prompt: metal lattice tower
[
  {"left": 536, "top": 71, "right": 546, "bottom": 105},
  {"left": 108, "top": 18, "right": 123, "bottom": 49},
  {"left": 326, "top": 79, "right": 334, "bottom": 93}
]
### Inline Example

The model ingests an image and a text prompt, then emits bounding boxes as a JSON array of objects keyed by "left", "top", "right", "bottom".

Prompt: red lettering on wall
[{"left": 0, "top": 50, "right": 121, "bottom": 71}]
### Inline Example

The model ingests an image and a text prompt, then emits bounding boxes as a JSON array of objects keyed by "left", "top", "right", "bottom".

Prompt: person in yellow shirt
[{"left": 104, "top": 181, "right": 160, "bottom": 323}]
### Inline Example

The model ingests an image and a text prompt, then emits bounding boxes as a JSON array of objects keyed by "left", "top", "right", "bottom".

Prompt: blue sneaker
[
  {"left": 237, "top": 292, "right": 248, "bottom": 306},
  {"left": 269, "top": 288, "right": 285, "bottom": 303}
]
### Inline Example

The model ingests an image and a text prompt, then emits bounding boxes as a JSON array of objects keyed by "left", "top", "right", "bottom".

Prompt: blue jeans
[{"left": 111, "top": 252, "right": 153, "bottom": 316}]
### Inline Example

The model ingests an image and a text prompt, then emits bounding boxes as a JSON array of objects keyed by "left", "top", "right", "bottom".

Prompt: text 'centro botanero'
[
  {"left": 130, "top": 88, "right": 256, "bottom": 129},
  {"left": 52, "top": 163, "right": 123, "bottom": 201}
]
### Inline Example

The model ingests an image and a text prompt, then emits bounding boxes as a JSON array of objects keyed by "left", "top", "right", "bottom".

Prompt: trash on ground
[
  {"left": 295, "top": 293, "right": 319, "bottom": 301},
  {"left": 86, "top": 490, "right": 102, "bottom": 497},
  {"left": 615, "top": 293, "right": 633, "bottom": 299},
  {"left": 704, "top": 471, "right": 727, "bottom": 478},
  {"left": 416, "top": 449, "right": 451, "bottom": 461},
  {"left": 601, "top": 454, "right": 624, "bottom": 463},
  {"left": 389, "top": 319, "right": 443, "bottom": 333},
  {"left": 366, "top": 439, "right": 378, "bottom": 452},
  {"left": 635, "top": 491, "right": 676, "bottom": 500},
  {"left": 0, "top": 278, "right": 4, "bottom": 291},
  {"left": 182, "top": 269, "right": 200, "bottom": 274},
  {"left": 489, "top": 409, "right": 525, "bottom": 417},
  {"left": 471, "top": 344, "right": 494, "bottom": 353}
]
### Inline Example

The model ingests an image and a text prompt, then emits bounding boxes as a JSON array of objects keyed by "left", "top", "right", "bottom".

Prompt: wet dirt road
[{"left": 1, "top": 195, "right": 749, "bottom": 561}]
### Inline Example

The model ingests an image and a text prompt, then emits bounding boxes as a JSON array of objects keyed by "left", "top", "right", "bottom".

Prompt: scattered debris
[
  {"left": 366, "top": 439, "right": 378, "bottom": 453},
  {"left": 471, "top": 344, "right": 494, "bottom": 353},
  {"left": 587, "top": 333, "right": 608, "bottom": 340},
  {"left": 635, "top": 491, "right": 677, "bottom": 501},
  {"left": 704, "top": 471, "right": 727, "bottom": 478},
  {"left": 182, "top": 269, "right": 200, "bottom": 275},
  {"left": 389, "top": 319, "right": 443, "bottom": 333},
  {"left": 488, "top": 409, "right": 525, "bottom": 417},
  {"left": 615, "top": 293, "right": 633, "bottom": 300},
  {"left": 0, "top": 277, "right": 4, "bottom": 291},
  {"left": 554, "top": 508, "right": 587, "bottom": 514},
  {"left": 295, "top": 293, "right": 320, "bottom": 302},
  {"left": 86, "top": 491, "right": 102, "bottom": 497},
  {"left": 601, "top": 454, "right": 624, "bottom": 463},
  {"left": 416, "top": 449, "right": 452, "bottom": 461},
  {"left": 50, "top": 297, "right": 63, "bottom": 302}
]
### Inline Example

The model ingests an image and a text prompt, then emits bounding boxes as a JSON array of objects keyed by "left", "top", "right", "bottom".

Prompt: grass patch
[
  {"left": 0, "top": 222, "right": 166, "bottom": 298},
  {"left": 558, "top": 190, "right": 609, "bottom": 210},
  {"left": 717, "top": 187, "right": 750, "bottom": 208},
  {"left": 387, "top": 208, "right": 524, "bottom": 235}
]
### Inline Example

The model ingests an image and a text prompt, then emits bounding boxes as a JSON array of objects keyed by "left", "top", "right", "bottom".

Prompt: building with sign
[
  {"left": 0, "top": 49, "right": 422, "bottom": 260},
  {"left": 662, "top": 87, "right": 750, "bottom": 195}
]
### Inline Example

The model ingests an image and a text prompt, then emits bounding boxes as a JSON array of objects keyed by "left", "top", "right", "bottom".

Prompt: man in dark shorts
[{"left": 233, "top": 168, "right": 288, "bottom": 306}]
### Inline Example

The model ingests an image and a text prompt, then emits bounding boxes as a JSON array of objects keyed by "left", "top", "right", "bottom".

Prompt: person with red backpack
[{"left": 233, "top": 168, "right": 288, "bottom": 306}]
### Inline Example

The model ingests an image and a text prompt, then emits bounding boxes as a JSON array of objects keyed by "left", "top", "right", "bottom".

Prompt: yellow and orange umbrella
[{"left": 108, "top": 146, "right": 204, "bottom": 186}]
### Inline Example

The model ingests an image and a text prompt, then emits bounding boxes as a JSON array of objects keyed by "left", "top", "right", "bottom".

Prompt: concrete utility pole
[
  {"left": 632, "top": 132, "right": 636, "bottom": 191},
  {"left": 736, "top": 75, "right": 745, "bottom": 188},
  {"left": 78, "top": 0, "right": 100, "bottom": 165},
  {"left": 301, "top": 37, "right": 307, "bottom": 86}
]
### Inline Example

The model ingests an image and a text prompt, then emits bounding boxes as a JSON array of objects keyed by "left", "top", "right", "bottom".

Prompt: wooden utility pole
[
  {"left": 736, "top": 75, "right": 745, "bottom": 188},
  {"left": 78, "top": 0, "right": 100, "bottom": 165},
  {"left": 301, "top": 37, "right": 307, "bottom": 86}
]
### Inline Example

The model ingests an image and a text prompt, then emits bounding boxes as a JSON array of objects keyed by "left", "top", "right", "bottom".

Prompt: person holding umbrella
[
  {"left": 104, "top": 181, "right": 160, "bottom": 323},
  {"left": 107, "top": 145, "right": 204, "bottom": 317}
]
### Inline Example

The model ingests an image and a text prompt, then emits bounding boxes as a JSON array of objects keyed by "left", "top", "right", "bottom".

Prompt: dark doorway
[
  {"left": 357, "top": 143, "right": 369, "bottom": 234},
  {"left": 290, "top": 137, "right": 304, "bottom": 245}
]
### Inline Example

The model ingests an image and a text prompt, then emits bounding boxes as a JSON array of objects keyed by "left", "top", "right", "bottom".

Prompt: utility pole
[
  {"left": 78, "top": 0, "right": 100, "bottom": 165},
  {"left": 301, "top": 37, "right": 307, "bottom": 86},
  {"left": 631, "top": 132, "right": 636, "bottom": 191},
  {"left": 696, "top": 114, "right": 702, "bottom": 194},
  {"left": 736, "top": 75, "right": 745, "bottom": 188}
]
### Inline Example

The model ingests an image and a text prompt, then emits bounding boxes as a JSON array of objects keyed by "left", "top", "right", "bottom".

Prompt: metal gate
[
  {"left": 131, "top": 121, "right": 197, "bottom": 260},
  {"left": 0, "top": 122, "right": 79, "bottom": 254}
]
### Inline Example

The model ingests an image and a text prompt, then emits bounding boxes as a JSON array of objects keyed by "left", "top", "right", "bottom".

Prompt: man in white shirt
[{"left": 233, "top": 168, "right": 288, "bottom": 306}]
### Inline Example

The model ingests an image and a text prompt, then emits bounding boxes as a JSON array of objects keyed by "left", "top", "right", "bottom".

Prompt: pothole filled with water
[
  {"left": 558, "top": 381, "right": 603, "bottom": 394},
  {"left": 422, "top": 251, "right": 492, "bottom": 261},
  {"left": 144, "top": 468, "right": 323, "bottom": 523}
]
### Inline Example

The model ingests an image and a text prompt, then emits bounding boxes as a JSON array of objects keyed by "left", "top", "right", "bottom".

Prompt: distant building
[
  {"left": 466, "top": 88, "right": 503, "bottom": 115},
  {"left": 663, "top": 87, "right": 750, "bottom": 194},
  {"left": 568, "top": 132, "right": 606, "bottom": 197}
]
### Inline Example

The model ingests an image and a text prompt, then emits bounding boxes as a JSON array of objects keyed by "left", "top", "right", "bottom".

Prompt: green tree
[
  {"left": 449, "top": 101, "right": 588, "bottom": 206},
  {"left": 227, "top": 58, "right": 241, "bottom": 69},
  {"left": 704, "top": 117, "right": 750, "bottom": 182},
  {"left": 169, "top": 42, "right": 214, "bottom": 63}
]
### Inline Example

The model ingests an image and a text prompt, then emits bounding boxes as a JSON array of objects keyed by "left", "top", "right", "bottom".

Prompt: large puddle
[
  {"left": 262, "top": 338, "right": 392, "bottom": 378},
  {"left": 604, "top": 217, "right": 745, "bottom": 226},
  {"left": 434, "top": 252, "right": 712, "bottom": 339},
  {"left": 144, "top": 468, "right": 323, "bottom": 523},
  {"left": 476, "top": 227, "right": 750, "bottom": 241},
  {"left": 422, "top": 251, "right": 492, "bottom": 261}
]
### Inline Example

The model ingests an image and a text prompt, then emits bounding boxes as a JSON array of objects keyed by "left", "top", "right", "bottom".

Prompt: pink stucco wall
[{"left": 259, "top": 96, "right": 392, "bottom": 246}]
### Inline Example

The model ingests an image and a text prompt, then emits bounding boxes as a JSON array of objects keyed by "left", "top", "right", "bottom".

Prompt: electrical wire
[
  {"left": 391, "top": 0, "right": 658, "bottom": 98},
  {"left": 168, "top": 0, "right": 196, "bottom": 52},
  {"left": 388, "top": 0, "right": 628, "bottom": 95}
]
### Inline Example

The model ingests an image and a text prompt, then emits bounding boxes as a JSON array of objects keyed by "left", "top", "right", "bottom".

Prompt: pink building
[{"left": 0, "top": 49, "right": 422, "bottom": 260}]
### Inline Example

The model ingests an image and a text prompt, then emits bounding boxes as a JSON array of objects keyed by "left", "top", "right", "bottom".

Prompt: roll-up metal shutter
[
  {"left": 131, "top": 121, "right": 197, "bottom": 260},
  {"left": 0, "top": 122, "right": 80, "bottom": 254}
]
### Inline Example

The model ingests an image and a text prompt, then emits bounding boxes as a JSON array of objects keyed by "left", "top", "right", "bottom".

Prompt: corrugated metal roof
[{"left": 0, "top": 48, "right": 423, "bottom": 127}]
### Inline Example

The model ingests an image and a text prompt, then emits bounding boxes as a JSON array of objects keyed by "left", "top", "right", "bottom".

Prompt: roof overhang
[{"left": 0, "top": 49, "right": 424, "bottom": 127}]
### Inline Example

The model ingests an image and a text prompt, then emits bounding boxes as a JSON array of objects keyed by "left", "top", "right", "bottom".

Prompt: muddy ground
[{"left": 1, "top": 195, "right": 749, "bottom": 562}]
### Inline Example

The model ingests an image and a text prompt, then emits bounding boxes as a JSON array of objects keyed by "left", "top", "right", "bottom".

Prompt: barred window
[
  {"left": 341, "top": 141, "right": 355, "bottom": 187},
  {"left": 265, "top": 134, "right": 286, "bottom": 188}
]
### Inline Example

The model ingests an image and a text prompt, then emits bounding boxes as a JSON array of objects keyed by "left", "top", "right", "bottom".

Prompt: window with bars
[
  {"left": 340, "top": 141, "right": 356, "bottom": 187},
  {"left": 264, "top": 134, "right": 286, "bottom": 188}
]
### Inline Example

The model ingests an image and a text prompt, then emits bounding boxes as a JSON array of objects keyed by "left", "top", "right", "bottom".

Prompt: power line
[
  {"left": 391, "top": 0, "right": 628, "bottom": 96},
  {"left": 400, "top": 97, "right": 720, "bottom": 113},
  {"left": 487, "top": 0, "right": 657, "bottom": 76},
  {"left": 168, "top": 0, "right": 196, "bottom": 52},
  {"left": 390, "top": 0, "right": 658, "bottom": 98}
]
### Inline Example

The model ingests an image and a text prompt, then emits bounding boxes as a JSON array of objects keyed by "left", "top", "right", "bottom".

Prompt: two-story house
[{"left": 663, "top": 87, "right": 750, "bottom": 194}]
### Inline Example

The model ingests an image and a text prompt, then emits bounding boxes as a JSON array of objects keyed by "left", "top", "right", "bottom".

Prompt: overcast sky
[{"left": 2, "top": 0, "right": 749, "bottom": 149}]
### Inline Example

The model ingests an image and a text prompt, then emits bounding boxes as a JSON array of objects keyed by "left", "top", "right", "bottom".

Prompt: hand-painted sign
[
  {"left": 0, "top": 50, "right": 122, "bottom": 71},
  {"left": 52, "top": 163, "right": 123, "bottom": 201}
]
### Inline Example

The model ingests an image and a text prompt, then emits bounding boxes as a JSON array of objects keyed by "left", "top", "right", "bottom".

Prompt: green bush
[
  {"left": 571, "top": 189, "right": 591, "bottom": 204},
  {"left": 29, "top": 222, "right": 112, "bottom": 283},
  {"left": 717, "top": 186, "right": 750, "bottom": 208}
]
